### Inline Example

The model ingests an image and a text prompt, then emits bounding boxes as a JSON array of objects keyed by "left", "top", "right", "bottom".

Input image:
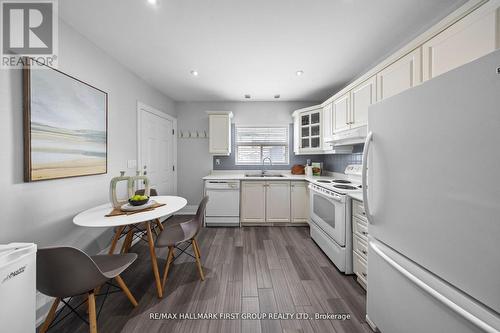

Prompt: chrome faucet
[{"left": 262, "top": 157, "right": 272, "bottom": 175}]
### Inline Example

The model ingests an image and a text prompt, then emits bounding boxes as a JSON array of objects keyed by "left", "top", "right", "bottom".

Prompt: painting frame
[{"left": 23, "top": 58, "right": 108, "bottom": 182}]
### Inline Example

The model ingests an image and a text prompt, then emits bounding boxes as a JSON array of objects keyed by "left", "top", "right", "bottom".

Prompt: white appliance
[
  {"left": 363, "top": 50, "right": 500, "bottom": 333},
  {"left": 204, "top": 180, "right": 240, "bottom": 226},
  {"left": 0, "top": 243, "right": 37, "bottom": 332},
  {"left": 309, "top": 165, "right": 362, "bottom": 274}
]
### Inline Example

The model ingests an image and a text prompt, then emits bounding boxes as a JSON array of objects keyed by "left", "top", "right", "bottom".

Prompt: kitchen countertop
[
  {"left": 204, "top": 171, "right": 364, "bottom": 201},
  {"left": 203, "top": 172, "right": 332, "bottom": 182},
  {"left": 348, "top": 192, "right": 363, "bottom": 202}
]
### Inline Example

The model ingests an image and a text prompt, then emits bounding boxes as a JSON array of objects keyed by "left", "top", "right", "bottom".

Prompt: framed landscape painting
[{"left": 23, "top": 60, "right": 108, "bottom": 181}]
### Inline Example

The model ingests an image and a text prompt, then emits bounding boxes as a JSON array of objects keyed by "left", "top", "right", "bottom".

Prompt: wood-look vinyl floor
[{"left": 46, "top": 216, "right": 373, "bottom": 333}]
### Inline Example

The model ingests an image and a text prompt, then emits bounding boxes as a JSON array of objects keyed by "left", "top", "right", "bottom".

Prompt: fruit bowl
[{"left": 128, "top": 195, "right": 150, "bottom": 206}]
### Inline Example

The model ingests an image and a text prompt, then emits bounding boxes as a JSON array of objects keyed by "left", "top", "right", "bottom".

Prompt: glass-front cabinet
[{"left": 293, "top": 105, "right": 323, "bottom": 154}]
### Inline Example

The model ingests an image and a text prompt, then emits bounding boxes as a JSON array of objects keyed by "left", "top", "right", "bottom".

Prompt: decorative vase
[
  {"left": 128, "top": 171, "right": 151, "bottom": 197},
  {"left": 109, "top": 171, "right": 134, "bottom": 208}
]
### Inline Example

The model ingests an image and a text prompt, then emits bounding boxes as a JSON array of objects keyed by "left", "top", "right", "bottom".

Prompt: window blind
[{"left": 235, "top": 126, "right": 289, "bottom": 165}]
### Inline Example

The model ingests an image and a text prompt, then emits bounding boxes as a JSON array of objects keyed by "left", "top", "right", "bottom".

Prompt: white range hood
[{"left": 325, "top": 125, "right": 367, "bottom": 146}]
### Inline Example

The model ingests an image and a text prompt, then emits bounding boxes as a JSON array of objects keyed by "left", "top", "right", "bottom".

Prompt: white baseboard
[{"left": 176, "top": 205, "right": 197, "bottom": 215}]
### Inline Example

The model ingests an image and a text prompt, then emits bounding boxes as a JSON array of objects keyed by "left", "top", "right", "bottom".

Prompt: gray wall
[
  {"left": 176, "top": 101, "right": 318, "bottom": 206},
  {"left": 0, "top": 20, "right": 176, "bottom": 253}
]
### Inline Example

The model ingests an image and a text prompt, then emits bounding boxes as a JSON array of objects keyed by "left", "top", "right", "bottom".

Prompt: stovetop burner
[
  {"left": 333, "top": 184, "right": 360, "bottom": 190},
  {"left": 317, "top": 180, "right": 332, "bottom": 183},
  {"left": 332, "top": 179, "right": 351, "bottom": 184}
]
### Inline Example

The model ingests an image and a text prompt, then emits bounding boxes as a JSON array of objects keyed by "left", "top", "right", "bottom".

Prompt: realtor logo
[{"left": 1, "top": 0, "right": 58, "bottom": 68}]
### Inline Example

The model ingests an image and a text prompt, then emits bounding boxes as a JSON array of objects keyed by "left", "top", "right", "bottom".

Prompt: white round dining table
[
  {"left": 73, "top": 196, "right": 187, "bottom": 298},
  {"left": 73, "top": 196, "right": 187, "bottom": 227}
]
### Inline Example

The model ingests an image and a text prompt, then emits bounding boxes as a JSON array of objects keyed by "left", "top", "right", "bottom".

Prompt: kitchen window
[{"left": 235, "top": 126, "right": 289, "bottom": 165}]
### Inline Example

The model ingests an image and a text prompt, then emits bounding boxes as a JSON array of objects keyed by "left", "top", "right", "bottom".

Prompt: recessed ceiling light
[
  {"left": 296, "top": 70, "right": 304, "bottom": 76},
  {"left": 190, "top": 70, "right": 199, "bottom": 76},
  {"left": 147, "top": 0, "right": 158, "bottom": 5},
  {"left": 244, "top": 94, "right": 251, "bottom": 99},
  {"left": 274, "top": 94, "right": 280, "bottom": 99}
]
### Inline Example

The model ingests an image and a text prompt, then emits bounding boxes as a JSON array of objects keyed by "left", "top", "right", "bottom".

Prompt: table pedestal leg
[{"left": 146, "top": 222, "right": 163, "bottom": 298}]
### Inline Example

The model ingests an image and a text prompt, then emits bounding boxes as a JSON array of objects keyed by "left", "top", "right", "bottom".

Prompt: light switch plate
[{"left": 127, "top": 160, "right": 137, "bottom": 169}]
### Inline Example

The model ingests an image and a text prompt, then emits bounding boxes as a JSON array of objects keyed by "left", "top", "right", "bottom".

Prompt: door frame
[{"left": 137, "top": 101, "right": 177, "bottom": 195}]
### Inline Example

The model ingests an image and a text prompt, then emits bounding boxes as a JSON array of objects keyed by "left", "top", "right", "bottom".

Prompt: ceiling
[{"left": 59, "top": 0, "right": 468, "bottom": 102}]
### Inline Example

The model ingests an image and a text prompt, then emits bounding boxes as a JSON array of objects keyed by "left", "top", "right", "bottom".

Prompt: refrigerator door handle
[
  {"left": 370, "top": 241, "right": 499, "bottom": 333},
  {"left": 362, "top": 131, "right": 374, "bottom": 224}
]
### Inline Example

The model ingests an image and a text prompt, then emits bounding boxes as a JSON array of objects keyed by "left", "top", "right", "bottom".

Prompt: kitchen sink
[{"left": 245, "top": 174, "right": 285, "bottom": 177}]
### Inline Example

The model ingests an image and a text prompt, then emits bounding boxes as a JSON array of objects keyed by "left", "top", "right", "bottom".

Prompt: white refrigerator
[{"left": 363, "top": 49, "right": 500, "bottom": 333}]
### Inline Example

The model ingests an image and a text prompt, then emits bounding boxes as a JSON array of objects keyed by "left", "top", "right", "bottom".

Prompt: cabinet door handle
[
  {"left": 362, "top": 231, "right": 368, "bottom": 235},
  {"left": 362, "top": 250, "right": 367, "bottom": 255},
  {"left": 362, "top": 272, "right": 367, "bottom": 277}
]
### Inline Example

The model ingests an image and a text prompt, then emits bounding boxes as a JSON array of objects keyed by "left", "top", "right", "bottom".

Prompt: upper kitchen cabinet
[
  {"left": 350, "top": 76, "right": 376, "bottom": 128},
  {"left": 422, "top": 2, "right": 500, "bottom": 81},
  {"left": 321, "top": 103, "right": 333, "bottom": 149},
  {"left": 292, "top": 105, "right": 323, "bottom": 154},
  {"left": 376, "top": 48, "right": 422, "bottom": 101},
  {"left": 207, "top": 111, "right": 233, "bottom": 155},
  {"left": 332, "top": 92, "right": 351, "bottom": 133}
]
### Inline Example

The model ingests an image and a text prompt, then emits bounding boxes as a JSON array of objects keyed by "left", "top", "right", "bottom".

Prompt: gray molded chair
[
  {"left": 37, "top": 247, "right": 138, "bottom": 333},
  {"left": 109, "top": 188, "right": 164, "bottom": 254},
  {"left": 156, "top": 196, "right": 209, "bottom": 288}
]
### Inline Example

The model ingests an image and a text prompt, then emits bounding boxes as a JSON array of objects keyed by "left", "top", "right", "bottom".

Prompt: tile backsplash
[{"left": 323, "top": 144, "right": 364, "bottom": 173}]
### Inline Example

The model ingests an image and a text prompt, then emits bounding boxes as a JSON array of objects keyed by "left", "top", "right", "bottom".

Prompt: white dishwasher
[{"left": 204, "top": 180, "right": 240, "bottom": 226}]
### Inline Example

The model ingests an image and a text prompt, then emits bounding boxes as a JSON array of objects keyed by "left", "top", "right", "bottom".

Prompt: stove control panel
[{"left": 345, "top": 164, "right": 362, "bottom": 176}]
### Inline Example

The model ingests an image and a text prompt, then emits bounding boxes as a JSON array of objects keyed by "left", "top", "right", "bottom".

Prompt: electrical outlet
[
  {"left": 215, "top": 158, "right": 221, "bottom": 166},
  {"left": 497, "top": 67, "right": 500, "bottom": 74}
]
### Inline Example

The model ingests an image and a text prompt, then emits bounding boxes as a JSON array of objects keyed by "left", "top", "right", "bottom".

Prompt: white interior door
[{"left": 138, "top": 103, "right": 176, "bottom": 195}]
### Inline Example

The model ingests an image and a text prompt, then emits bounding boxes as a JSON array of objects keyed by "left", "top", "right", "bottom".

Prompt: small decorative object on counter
[
  {"left": 291, "top": 164, "right": 305, "bottom": 175},
  {"left": 305, "top": 165, "right": 313, "bottom": 177},
  {"left": 109, "top": 171, "right": 134, "bottom": 208},
  {"left": 312, "top": 162, "right": 321, "bottom": 176}
]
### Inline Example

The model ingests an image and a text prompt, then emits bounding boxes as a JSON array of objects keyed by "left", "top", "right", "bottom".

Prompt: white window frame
[{"left": 235, "top": 126, "right": 289, "bottom": 165}]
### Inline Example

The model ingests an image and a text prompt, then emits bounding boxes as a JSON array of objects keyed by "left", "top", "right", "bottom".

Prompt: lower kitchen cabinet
[
  {"left": 352, "top": 199, "right": 368, "bottom": 289},
  {"left": 291, "top": 181, "right": 309, "bottom": 223},
  {"left": 241, "top": 180, "right": 308, "bottom": 224},
  {"left": 240, "top": 181, "right": 266, "bottom": 223},
  {"left": 266, "top": 181, "right": 291, "bottom": 222}
]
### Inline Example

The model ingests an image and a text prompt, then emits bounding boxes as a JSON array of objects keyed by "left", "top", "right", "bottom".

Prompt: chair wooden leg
[
  {"left": 192, "top": 239, "right": 205, "bottom": 281},
  {"left": 121, "top": 229, "right": 134, "bottom": 254},
  {"left": 39, "top": 297, "right": 60, "bottom": 333},
  {"left": 192, "top": 238, "right": 202, "bottom": 260},
  {"left": 155, "top": 218, "right": 164, "bottom": 231},
  {"left": 146, "top": 222, "right": 163, "bottom": 298},
  {"left": 115, "top": 275, "right": 138, "bottom": 307},
  {"left": 161, "top": 246, "right": 174, "bottom": 289},
  {"left": 88, "top": 291, "right": 97, "bottom": 333},
  {"left": 108, "top": 226, "right": 125, "bottom": 255}
]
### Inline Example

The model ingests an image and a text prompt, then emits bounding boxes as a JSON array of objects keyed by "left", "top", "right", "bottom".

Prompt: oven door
[{"left": 309, "top": 186, "right": 346, "bottom": 246}]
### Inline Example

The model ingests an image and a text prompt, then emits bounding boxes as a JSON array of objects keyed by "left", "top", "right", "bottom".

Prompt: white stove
[
  {"left": 310, "top": 164, "right": 363, "bottom": 195},
  {"left": 309, "top": 164, "right": 362, "bottom": 274}
]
